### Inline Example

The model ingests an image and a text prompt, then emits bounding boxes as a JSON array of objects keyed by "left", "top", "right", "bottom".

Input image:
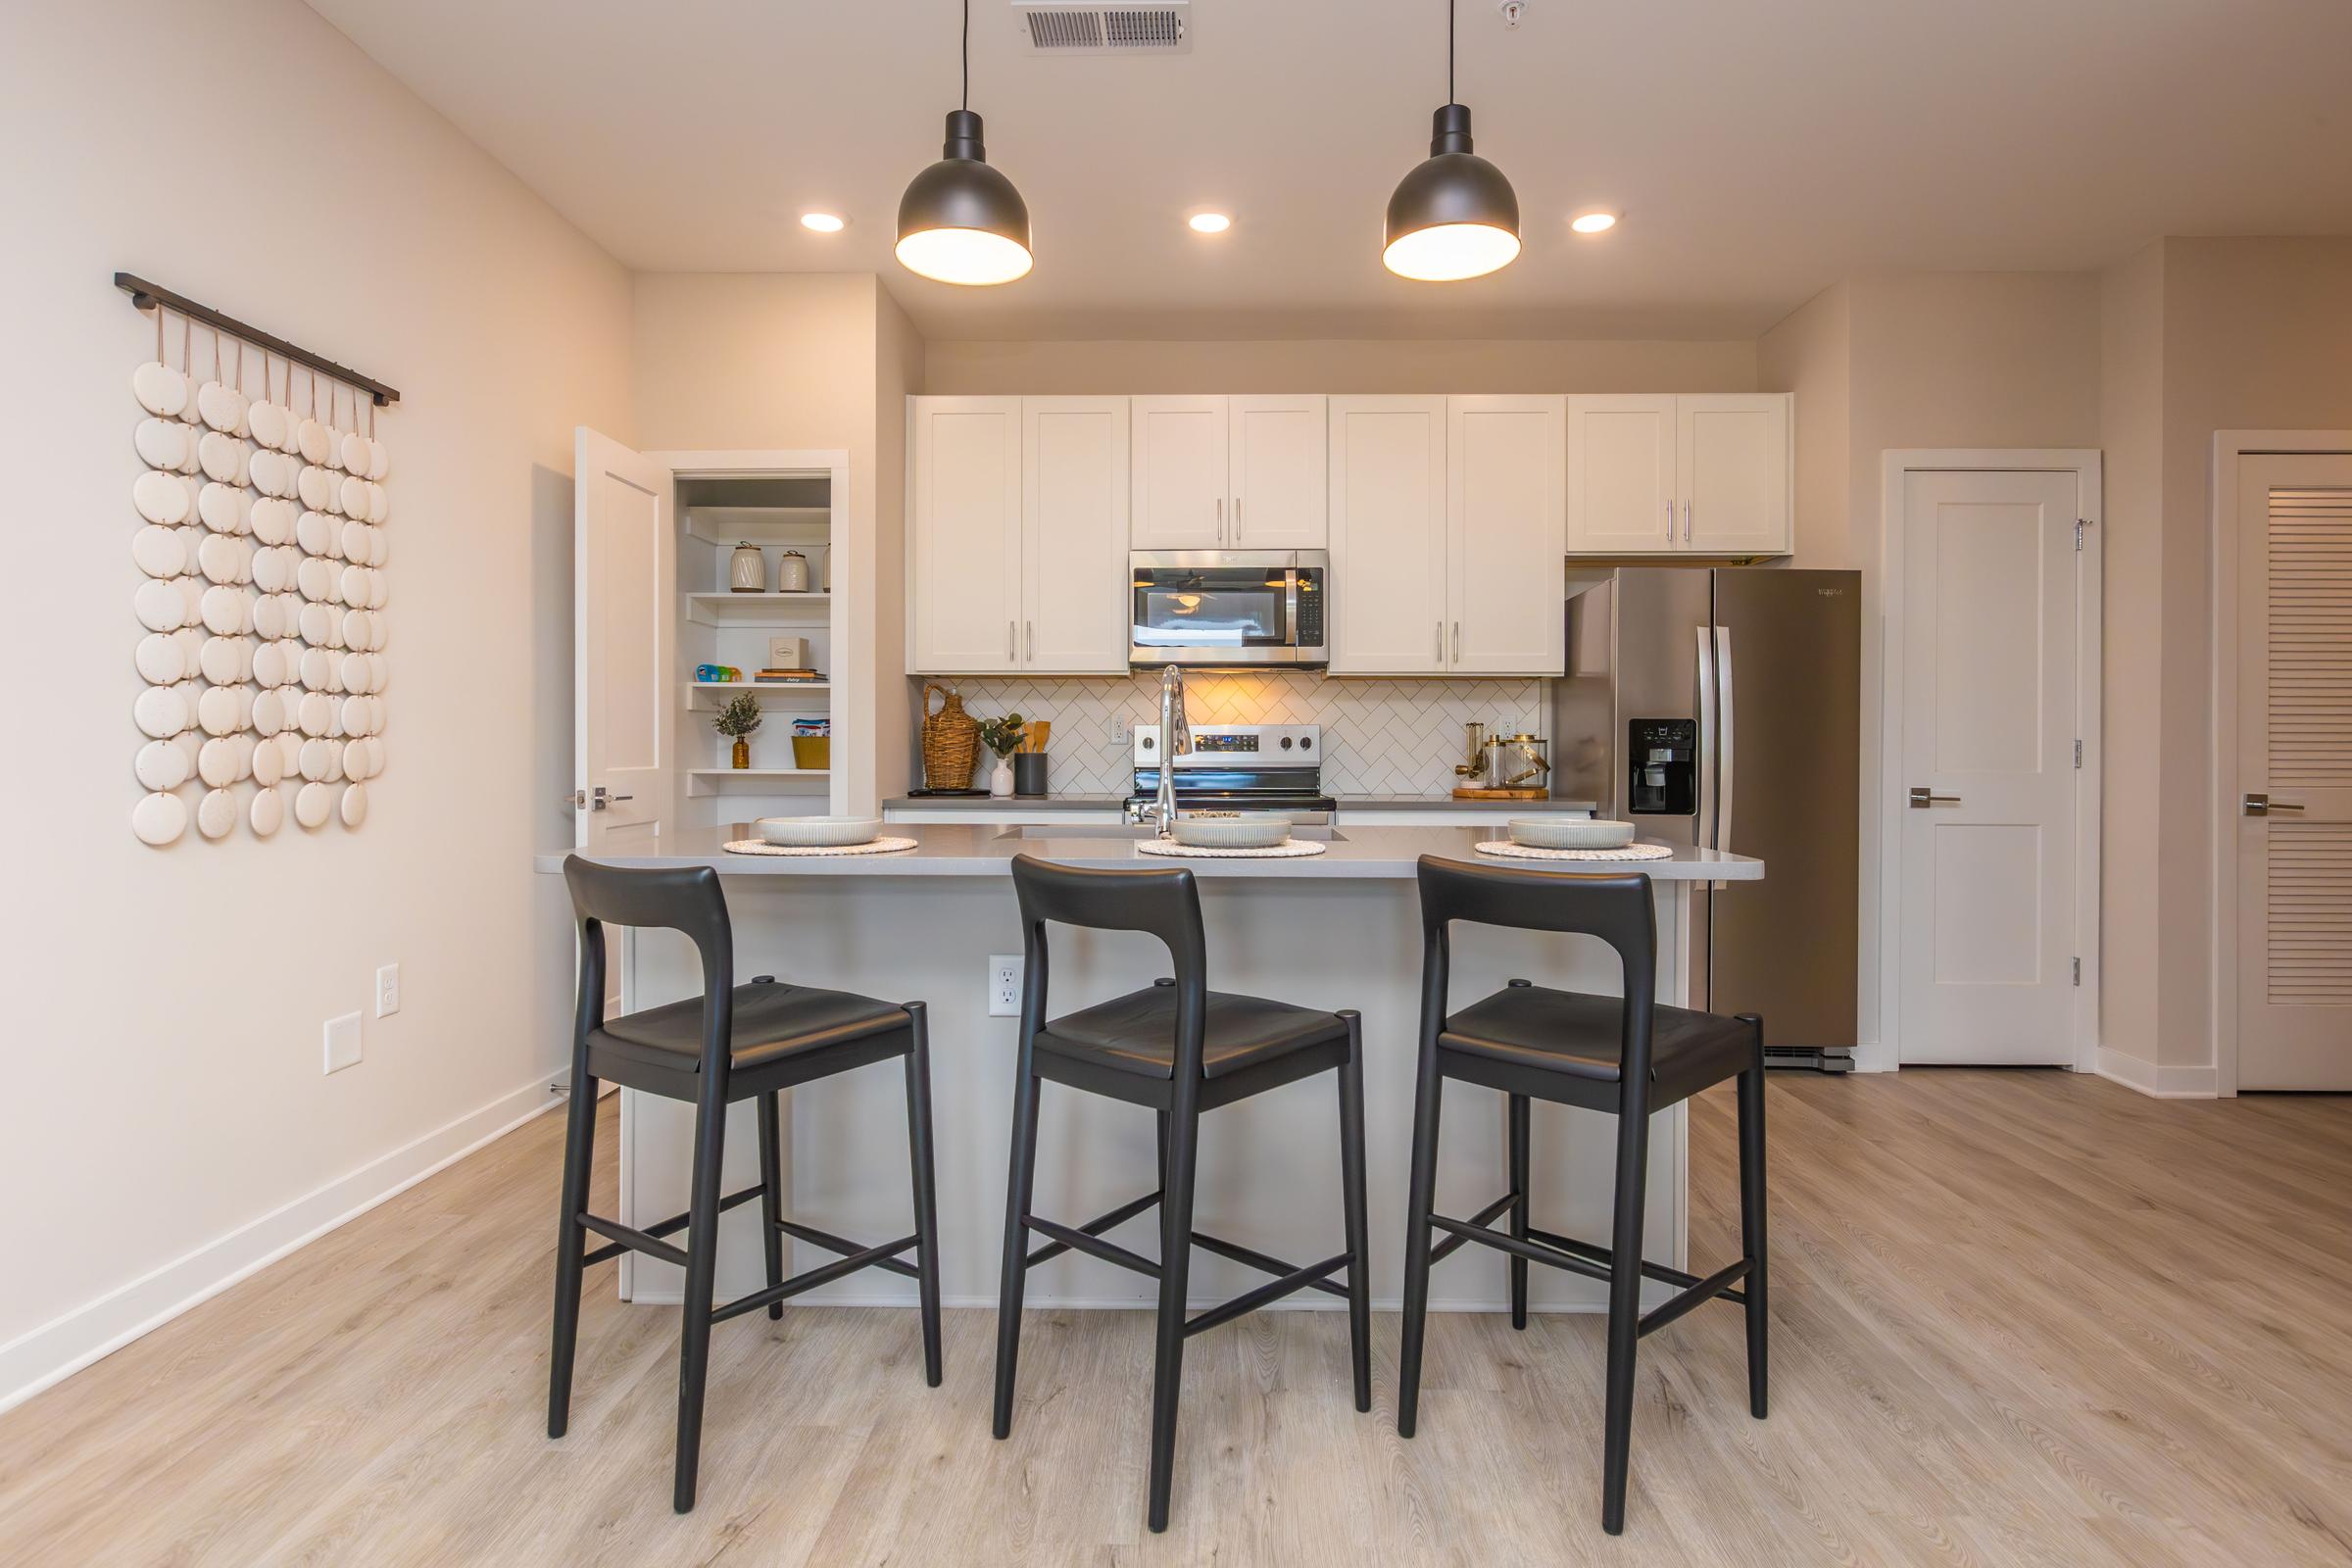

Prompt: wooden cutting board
[{"left": 1451, "top": 786, "right": 1549, "bottom": 800}]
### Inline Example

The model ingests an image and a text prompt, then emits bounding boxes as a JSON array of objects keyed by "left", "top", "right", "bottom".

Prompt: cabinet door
[
  {"left": 1129, "top": 395, "right": 1228, "bottom": 548},
  {"left": 1679, "top": 394, "right": 1791, "bottom": 556},
  {"left": 909, "top": 397, "right": 1022, "bottom": 671},
  {"left": 1021, "top": 398, "right": 1130, "bottom": 673},
  {"left": 1328, "top": 396, "right": 1448, "bottom": 673},
  {"left": 1228, "top": 394, "right": 1328, "bottom": 548},
  {"left": 1568, "top": 394, "right": 1678, "bottom": 553},
  {"left": 1447, "top": 396, "right": 1566, "bottom": 674}
]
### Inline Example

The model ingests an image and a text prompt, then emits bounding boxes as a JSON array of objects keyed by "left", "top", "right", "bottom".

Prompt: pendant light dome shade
[
  {"left": 897, "top": 109, "right": 1033, "bottom": 286},
  {"left": 1383, "top": 103, "right": 1520, "bottom": 281}
]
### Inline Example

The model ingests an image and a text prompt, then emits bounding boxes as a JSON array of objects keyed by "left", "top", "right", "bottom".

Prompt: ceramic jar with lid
[
  {"left": 728, "top": 542, "right": 765, "bottom": 593},
  {"left": 774, "top": 549, "right": 811, "bottom": 593}
]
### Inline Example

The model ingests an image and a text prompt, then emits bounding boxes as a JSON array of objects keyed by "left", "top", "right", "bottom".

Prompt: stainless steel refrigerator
[{"left": 1554, "top": 567, "right": 1861, "bottom": 1067}]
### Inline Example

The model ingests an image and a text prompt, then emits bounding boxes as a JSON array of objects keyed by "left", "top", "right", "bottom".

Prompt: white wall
[{"left": 0, "top": 0, "right": 632, "bottom": 1405}]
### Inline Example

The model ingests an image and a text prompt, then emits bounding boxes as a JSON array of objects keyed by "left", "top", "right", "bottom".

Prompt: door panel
[
  {"left": 1130, "top": 395, "right": 1227, "bottom": 549},
  {"left": 1327, "top": 396, "right": 1446, "bottom": 673},
  {"left": 574, "top": 427, "right": 671, "bottom": 847},
  {"left": 1897, "top": 471, "right": 2079, "bottom": 1065},
  {"left": 1568, "top": 396, "right": 1676, "bottom": 553},
  {"left": 2237, "top": 459, "right": 2352, "bottom": 1089},
  {"left": 1229, "top": 395, "right": 1326, "bottom": 549},
  {"left": 910, "top": 397, "right": 1022, "bottom": 671},
  {"left": 1679, "top": 396, "right": 1790, "bottom": 556},
  {"left": 1022, "top": 398, "right": 1129, "bottom": 673},
  {"left": 1447, "top": 396, "right": 1565, "bottom": 673}
]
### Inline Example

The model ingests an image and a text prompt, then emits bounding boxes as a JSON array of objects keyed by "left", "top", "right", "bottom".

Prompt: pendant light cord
[
  {"left": 1448, "top": 0, "right": 1455, "bottom": 104},
  {"left": 962, "top": 0, "right": 971, "bottom": 110}
]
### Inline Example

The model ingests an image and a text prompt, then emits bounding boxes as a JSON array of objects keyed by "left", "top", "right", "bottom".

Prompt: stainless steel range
[{"left": 1123, "top": 724, "right": 1335, "bottom": 821}]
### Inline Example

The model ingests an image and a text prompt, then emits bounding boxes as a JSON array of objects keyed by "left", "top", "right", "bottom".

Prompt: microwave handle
[{"left": 1285, "top": 566, "right": 1300, "bottom": 647}]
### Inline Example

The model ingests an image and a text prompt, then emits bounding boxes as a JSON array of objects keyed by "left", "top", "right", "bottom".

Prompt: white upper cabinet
[
  {"left": 909, "top": 397, "right": 1023, "bottom": 672},
  {"left": 1447, "top": 396, "right": 1566, "bottom": 675},
  {"left": 1228, "top": 395, "right": 1328, "bottom": 548},
  {"left": 1020, "top": 398, "right": 1130, "bottom": 673},
  {"left": 1567, "top": 393, "right": 1791, "bottom": 556},
  {"left": 1679, "top": 394, "right": 1790, "bottom": 555},
  {"left": 1327, "top": 396, "right": 1449, "bottom": 673},
  {"left": 1129, "top": 396, "right": 1228, "bottom": 548}
]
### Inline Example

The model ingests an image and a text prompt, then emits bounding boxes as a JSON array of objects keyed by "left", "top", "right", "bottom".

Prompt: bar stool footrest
[
  {"left": 579, "top": 1184, "right": 766, "bottom": 1267},
  {"left": 779, "top": 1219, "right": 921, "bottom": 1280},
  {"left": 1022, "top": 1213, "right": 1163, "bottom": 1280},
  {"left": 711, "top": 1233, "right": 921, "bottom": 1324},
  {"left": 1424, "top": 1191, "right": 1523, "bottom": 1266},
  {"left": 1184, "top": 1251, "right": 1352, "bottom": 1338},
  {"left": 1525, "top": 1224, "right": 1749, "bottom": 1304},
  {"left": 1024, "top": 1190, "right": 1163, "bottom": 1268},
  {"left": 1637, "top": 1259, "right": 1752, "bottom": 1339}
]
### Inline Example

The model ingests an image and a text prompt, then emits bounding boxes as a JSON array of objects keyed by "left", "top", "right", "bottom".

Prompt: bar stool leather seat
[
  {"left": 594, "top": 977, "right": 911, "bottom": 1074},
  {"left": 1441, "top": 982, "right": 1753, "bottom": 1104},
  {"left": 1038, "top": 981, "right": 1349, "bottom": 1081}
]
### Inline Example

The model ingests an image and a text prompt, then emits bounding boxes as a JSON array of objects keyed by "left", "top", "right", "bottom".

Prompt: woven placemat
[
  {"left": 1472, "top": 840, "right": 1675, "bottom": 861},
  {"left": 1133, "top": 837, "right": 1328, "bottom": 859},
  {"left": 722, "top": 836, "right": 919, "bottom": 857}
]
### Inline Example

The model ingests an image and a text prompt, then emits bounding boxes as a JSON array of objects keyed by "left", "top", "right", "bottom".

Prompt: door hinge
[
  {"left": 2072, "top": 956, "right": 2082, "bottom": 987},
  {"left": 2075, "top": 517, "right": 2090, "bottom": 551},
  {"left": 2074, "top": 739, "right": 2082, "bottom": 769}
]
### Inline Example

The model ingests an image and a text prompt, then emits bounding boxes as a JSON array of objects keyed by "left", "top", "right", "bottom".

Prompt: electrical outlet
[
  {"left": 375, "top": 963, "right": 401, "bottom": 1017},
  {"left": 1109, "top": 714, "right": 1129, "bottom": 745},
  {"left": 323, "top": 1011, "right": 363, "bottom": 1074},
  {"left": 988, "top": 956, "right": 1022, "bottom": 1017}
]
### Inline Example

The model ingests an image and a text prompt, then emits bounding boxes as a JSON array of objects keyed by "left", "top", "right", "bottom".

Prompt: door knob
[
  {"left": 2243, "top": 793, "right": 2304, "bottom": 816},
  {"left": 1908, "top": 786, "right": 1961, "bottom": 808}
]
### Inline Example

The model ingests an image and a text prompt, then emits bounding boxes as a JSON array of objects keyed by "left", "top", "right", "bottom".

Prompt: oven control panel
[{"left": 1134, "top": 723, "right": 1320, "bottom": 765}]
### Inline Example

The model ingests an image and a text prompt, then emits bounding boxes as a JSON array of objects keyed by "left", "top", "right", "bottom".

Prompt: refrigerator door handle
[
  {"left": 1694, "top": 622, "right": 1718, "bottom": 860},
  {"left": 1713, "top": 624, "right": 1735, "bottom": 890}
]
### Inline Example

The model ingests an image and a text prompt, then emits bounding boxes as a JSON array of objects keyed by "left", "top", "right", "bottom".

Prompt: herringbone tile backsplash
[{"left": 916, "top": 674, "right": 1546, "bottom": 798}]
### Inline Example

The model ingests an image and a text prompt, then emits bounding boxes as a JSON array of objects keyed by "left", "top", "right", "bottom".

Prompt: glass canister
[{"left": 728, "top": 542, "right": 765, "bottom": 593}]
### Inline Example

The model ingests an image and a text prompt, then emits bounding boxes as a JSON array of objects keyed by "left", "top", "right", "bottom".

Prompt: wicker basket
[{"left": 921, "top": 683, "right": 981, "bottom": 791}]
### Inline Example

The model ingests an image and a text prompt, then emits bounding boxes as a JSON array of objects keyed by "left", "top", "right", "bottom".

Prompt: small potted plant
[
  {"left": 712, "top": 693, "right": 762, "bottom": 769},
  {"left": 976, "top": 711, "right": 1026, "bottom": 799}
]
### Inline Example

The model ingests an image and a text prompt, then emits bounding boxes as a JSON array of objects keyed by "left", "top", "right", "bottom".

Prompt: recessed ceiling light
[
  {"left": 1570, "top": 212, "right": 1618, "bottom": 234},
  {"left": 1188, "top": 212, "right": 1232, "bottom": 234},
  {"left": 800, "top": 212, "right": 847, "bottom": 233}
]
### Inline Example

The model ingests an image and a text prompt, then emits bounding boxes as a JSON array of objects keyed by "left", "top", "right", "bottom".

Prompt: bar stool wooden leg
[
  {"left": 1396, "top": 1045, "right": 1445, "bottom": 1440},
  {"left": 1507, "top": 1093, "right": 1532, "bottom": 1331},
  {"left": 546, "top": 1068, "right": 599, "bottom": 1440},
  {"left": 1147, "top": 1098, "right": 1201, "bottom": 1534},
  {"left": 1336, "top": 1011, "right": 1372, "bottom": 1413},
  {"left": 992, "top": 1058, "right": 1043, "bottom": 1441},
  {"left": 756, "top": 1092, "right": 785, "bottom": 1322},
  {"left": 672, "top": 1079, "right": 728, "bottom": 1514},
  {"left": 1737, "top": 1013, "right": 1769, "bottom": 1420},
  {"left": 904, "top": 1004, "right": 944, "bottom": 1389},
  {"left": 1599, "top": 1102, "right": 1650, "bottom": 1536}
]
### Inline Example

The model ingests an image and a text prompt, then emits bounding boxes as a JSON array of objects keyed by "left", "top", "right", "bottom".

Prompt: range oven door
[{"left": 1130, "top": 551, "right": 1327, "bottom": 667}]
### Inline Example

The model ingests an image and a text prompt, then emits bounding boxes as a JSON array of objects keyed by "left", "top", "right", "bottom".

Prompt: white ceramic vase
[
  {"left": 989, "top": 757, "right": 1015, "bottom": 798},
  {"left": 729, "top": 543, "right": 765, "bottom": 593}
]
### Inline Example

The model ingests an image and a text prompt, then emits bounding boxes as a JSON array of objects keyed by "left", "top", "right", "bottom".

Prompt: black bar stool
[
  {"left": 1396, "top": 856, "right": 1768, "bottom": 1536},
  {"left": 993, "top": 855, "right": 1372, "bottom": 1534},
  {"left": 550, "top": 857, "right": 943, "bottom": 1513}
]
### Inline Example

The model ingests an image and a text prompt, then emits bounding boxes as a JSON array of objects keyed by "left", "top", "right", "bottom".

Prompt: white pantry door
[
  {"left": 1897, "top": 469, "right": 2081, "bottom": 1064},
  {"left": 574, "top": 427, "right": 672, "bottom": 848},
  {"left": 2236, "top": 458, "right": 2352, "bottom": 1090}
]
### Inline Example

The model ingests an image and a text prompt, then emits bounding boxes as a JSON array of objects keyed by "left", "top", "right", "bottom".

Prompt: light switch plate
[
  {"left": 988, "top": 956, "right": 1022, "bottom": 1017},
  {"left": 323, "top": 1011, "right": 363, "bottom": 1074},
  {"left": 375, "top": 963, "right": 401, "bottom": 1017}
]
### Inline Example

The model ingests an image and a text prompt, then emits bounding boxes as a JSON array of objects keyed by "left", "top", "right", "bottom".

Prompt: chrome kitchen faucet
[{"left": 1127, "top": 663, "right": 1194, "bottom": 833}]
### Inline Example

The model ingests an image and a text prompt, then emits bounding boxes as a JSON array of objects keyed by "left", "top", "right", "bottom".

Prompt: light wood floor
[{"left": 5, "top": 1073, "right": 2350, "bottom": 1566}]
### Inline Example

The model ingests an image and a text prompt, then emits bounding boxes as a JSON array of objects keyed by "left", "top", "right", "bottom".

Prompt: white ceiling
[{"left": 306, "top": 0, "right": 2352, "bottom": 341}]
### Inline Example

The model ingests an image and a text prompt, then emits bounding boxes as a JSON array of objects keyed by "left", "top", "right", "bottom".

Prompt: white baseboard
[
  {"left": 2093, "top": 1048, "right": 2219, "bottom": 1099},
  {"left": 0, "top": 1073, "right": 565, "bottom": 1415}
]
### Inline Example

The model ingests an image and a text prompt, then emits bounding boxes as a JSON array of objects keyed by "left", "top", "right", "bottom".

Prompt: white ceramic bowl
[
  {"left": 755, "top": 815, "right": 883, "bottom": 849},
  {"left": 1169, "top": 814, "right": 1291, "bottom": 850},
  {"left": 1507, "top": 816, "right": 1637, "bottom": 850}
]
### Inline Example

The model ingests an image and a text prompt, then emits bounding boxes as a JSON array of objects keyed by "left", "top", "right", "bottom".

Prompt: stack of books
[{"left": 754, "top": 667, "right": 823, "bottom": 684}]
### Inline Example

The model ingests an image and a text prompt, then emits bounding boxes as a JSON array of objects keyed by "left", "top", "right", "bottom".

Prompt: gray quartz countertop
[
  {"left": 1336, "top": 796, "right": 1598, "bottom": 812},
  {"left": 882, "top": 795, "right": 1600, "bottom": 813},
  {"left": 540, "top": 822, "right": 1761, "bottom": 882}
]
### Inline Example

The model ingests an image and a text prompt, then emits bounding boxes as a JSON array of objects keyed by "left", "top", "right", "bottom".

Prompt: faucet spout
[{"left": 1141, "top": 663, "right": 1193, "bottom": 834}]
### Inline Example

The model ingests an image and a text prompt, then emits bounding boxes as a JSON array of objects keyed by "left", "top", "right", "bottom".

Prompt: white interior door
[
  {"left": 574, "top": 427, "right": 672, "bottom": 848},
  {"left": 1129, "top": 395, "right": 1227, "bottom": 549},
  {"left": 1568, "top": 395, "right": 1678, "bottom": 553},
  {"left": 2236, "top": 457, "right": 2352, "bottom": 1090},
  {"left": 1021, "top": 397, "right": 1129, "bottom": 673},
  {"left": 1328, "top": 396, "right": 1447, "bottom": 673},
  {"left": 1228, "top": 395, "right": 1327, "bottom": 548},
  {"left": 909, "top": 397, "right": 1022, "bottom": 672},
  {"left": 1680, "top": 395, "right": 1790, "bottom": 556},
  {"left": 1896, "top": 469, "right": 2080, "bottom": 1064},
  {"left": 1446, "top": 395, "right": 1565, "bottom": 674}
]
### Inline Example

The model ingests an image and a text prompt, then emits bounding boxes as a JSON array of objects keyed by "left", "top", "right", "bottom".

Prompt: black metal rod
[
  {"left": 114, "top": 271, "right": 401, "bottom": 406},
  {"left": 1428, "top": 1213, "right": 1614, "bottom": 1287},
  {"left": 1638, "top": 1259, "right": 1753, "bottom": 1340},
  {"left": 1183, "top": 1252, "right": 1351, "bottom": 1339},
  {"left": 577, "top": 1212, "right": 691, "bottom": 1272},
  {"left": 1024, "top": 1189, "right": 1162, "bottom": 1268},
  {"left": 1426, "top": 1191, "right": 1522, "bottom": 1266},
  {"left": 710, "top": 1235, "right": 920, "bottom": 1324},
  {"left": 779, "top": 1220, "right": 921, "bottom": 1279},
  {"left": 1527, "top": 1225, "right": 1746, "bottom": 1303},
  {"left": 1022, "top": 1213, "right": 1162, "bottom": 1280},
  {"left": 1188, "top": 1229, "right": 1350, "bottom": 1298}
]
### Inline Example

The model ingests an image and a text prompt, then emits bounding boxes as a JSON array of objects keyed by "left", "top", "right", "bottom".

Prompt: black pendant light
[
  {"left": 897, "top": 0, "right": 1034, "bottom": 285},
  {"left": 1383, "top": 0, "right": 1521, "bottom": 281}
]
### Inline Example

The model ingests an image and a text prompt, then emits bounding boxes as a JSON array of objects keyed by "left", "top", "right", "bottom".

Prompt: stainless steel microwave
[{"left": 1129, "top": 551, "right": 1328, "bottom": 668}]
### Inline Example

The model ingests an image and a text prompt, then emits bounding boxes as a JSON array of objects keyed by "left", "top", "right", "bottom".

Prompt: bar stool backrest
[
  {"left": 1414, "top": 856, "right": 1658, "bottom": 1097},
  {"left": 1010, "top": 855, "right": 1209, "bottom": 1082},
  {"left": 562, "top": 856, "right": 737, "bottom": 1080}
]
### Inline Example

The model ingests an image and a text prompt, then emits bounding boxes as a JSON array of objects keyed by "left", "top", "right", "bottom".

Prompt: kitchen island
[{"left": 537, "top": 824, "right": 1761, "bottom": 1316}]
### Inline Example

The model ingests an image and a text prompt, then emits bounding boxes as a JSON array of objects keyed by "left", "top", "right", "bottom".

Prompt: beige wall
[
  {"left": 1757, "top": 281, "right": 1854, "bottom": 568},
  {"left": 0, "top": 0, "right": 632, "bottom": 1396},
  {"left": 925, "top": 337, "right": 1757, "bottom": 395},
  {"left": 872, "top": 289, "right": 926, "bottom": 799}
]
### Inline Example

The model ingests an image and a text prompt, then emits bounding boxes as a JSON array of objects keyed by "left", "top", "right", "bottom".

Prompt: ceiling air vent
[{"left": 1014, "top": 2, "right": 1191, "bottom": 54}]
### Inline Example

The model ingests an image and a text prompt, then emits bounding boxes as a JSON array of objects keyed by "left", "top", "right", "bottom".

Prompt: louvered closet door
[{"left": 2238, "top": 459, "right": 2352, "bottom": 1090}]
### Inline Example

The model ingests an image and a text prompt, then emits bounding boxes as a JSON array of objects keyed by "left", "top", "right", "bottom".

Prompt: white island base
[{"left": 543, "top": 825, "right": 1763, "bottom": 1318}]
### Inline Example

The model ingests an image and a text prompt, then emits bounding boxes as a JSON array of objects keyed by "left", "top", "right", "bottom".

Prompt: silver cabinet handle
[
  {"left": 1216, "top": 495, "right": 1224, "bottom": 544},
  {"left": 1025, "top": 619, "right": 1034, "bottom": 661},
  {"left": 1234, "top": 494, "right": 1242, "bottom": 540},
  {"left": 2244, "top": 793, "right": 2304, "bottom": 815},
  {"left": 1908, "top": 787, "right": 1961, "bottom": 808},
  {"left": 1664, "top": 499, "right": 1674, "bottom": 538},
  {"left": 1452, "top": 620, "right": 1461, "bottom": 663},
  {"left": 1006, "top": 620, "right": 1015, "bottom": 661},
  {"left": 1683, "top": 500, "right": 1692, "bottom": 542},
  {"left": 1435, "top": 621, "right": 1443, "bottom": 661}
]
